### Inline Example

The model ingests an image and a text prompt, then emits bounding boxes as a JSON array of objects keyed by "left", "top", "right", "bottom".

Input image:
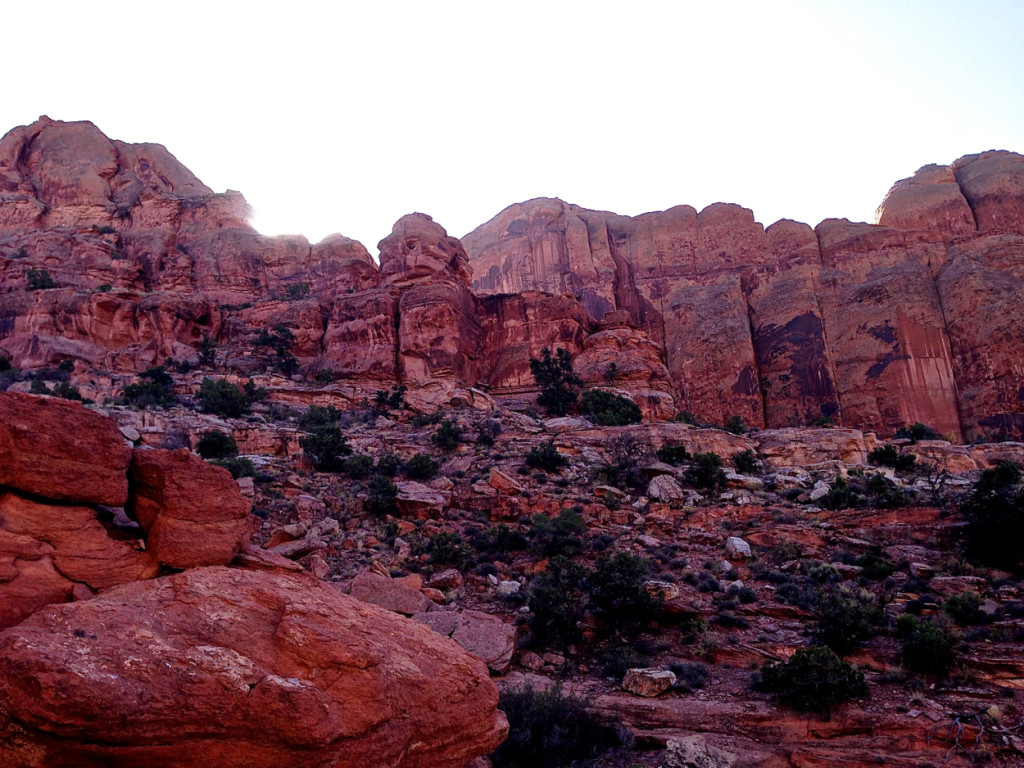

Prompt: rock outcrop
[{"left": 0, "top": 567, "right": 507, "bottom": 768}]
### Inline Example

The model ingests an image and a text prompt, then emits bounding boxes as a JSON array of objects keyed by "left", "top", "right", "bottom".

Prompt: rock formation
[{"left": 1, "top": 115, "right": 1023, "bottom": 442}]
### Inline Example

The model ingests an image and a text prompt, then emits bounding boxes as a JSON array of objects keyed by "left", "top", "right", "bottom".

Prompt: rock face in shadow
[{"left": 0, "top": 568, "right": 507, "bottom": 768}]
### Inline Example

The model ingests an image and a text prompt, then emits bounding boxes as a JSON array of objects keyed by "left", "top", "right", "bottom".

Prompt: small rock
[
  {"left": 725, "top": 536, "right": 752, "bottom": 560},
  {"left": 489, "top": 467, "right": 525, "bottom": 495},
  {"left": 638, "top": 535, "right": 662, "bottom": 548},
  {"left": 594, "top": 485, "right": 626, "bottom": 499},
  {"left": 910, "top": 562, "right": 935, "bottom": 579},
  {"left": 808, "top": 481, "right": 830, "bottom": 501},
  {"left": 648, "top": 475, "right": 685, "bottom": 503},
  {"left": 472, "top": 480, "right": 498, "bottom": 496},
  {"left": 497, "top": 580, "right": 521, "bottom": 597},
  {"left": 421, "top": 587, "right": 447, "bottom": 604},
  {"left": 519, "top": 650, "right": 544, "bottom": 671},
  {"left": 622, "top": 668, "right": 676, "bottom": 697},
  {"left": 663, "top": 734, "right": 738, "bottom": 768},
  {"left": 427, "top": 568, "right": 463, "bottom": 591},
  {"left": 119, "top": 425, "right": 141, "bottom": 443}
]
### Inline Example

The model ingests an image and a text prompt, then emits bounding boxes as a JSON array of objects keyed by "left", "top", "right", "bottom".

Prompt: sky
[{"left": 3, "top": 1, "right": 1022, "bottom": 253}]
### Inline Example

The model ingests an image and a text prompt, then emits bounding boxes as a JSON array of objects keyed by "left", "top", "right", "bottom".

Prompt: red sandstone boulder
[
  {"left": 0, "top": 492, "right": 158, "bottom": 630},
  {"left": 0, "top": 567, "right": 507, "bottom": 768},
  {"left": 379, "top": 213, "right": 474, "bottom": 288},
  {"left": 875, "top": 163, "right": 977, "bottom": 237},
  {"left": 0, "top": 391, "right": 131, "bottom": 506},
  {"left": 127, "top": 448, "right": 252, "bottom": 568}
]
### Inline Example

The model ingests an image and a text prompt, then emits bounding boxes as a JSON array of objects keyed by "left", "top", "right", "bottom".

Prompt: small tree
[
  {"left": 524, "top": 441, "right": 568, "bottom": 472},
  {"left": 254, "top": 325, "right": 298, "bottom": 375},
  {"left": 961, "top": 461, "right": 1024, "bottom": 570},
  {"left": 432, "top": 419, "right": 462, "bottom": 452},
  {"left": 196, "top": 377, "right": 262, "bottom": 418},
  {"left": 26, "top": 268, "right": 56, "bottom": 290},
  {"left": 724, "top": 414, "right": 747, "bottom": 435},
  {"left": 300, "top": 424, "right": 352, "bottom": 472},
  {"left": 686, "top": 452, "right": 727, "bottom": 492},
  {"left": 813, "top": 586, "right": 882, "bottom": 656},
  {"left": 530, "top": 347, "right": 582, "bottom": 417},
  {"left": 197, "top": 335, "right": 217, "bottom": 368},
  {"left": 527, "top": 556, "right": 589, "bottom": 648},
  {"left": 197, "top": 430, "right": 238, "bottom": 460},
  {"left": 365, "top": 474, "right": 399, "bottom": 517}
]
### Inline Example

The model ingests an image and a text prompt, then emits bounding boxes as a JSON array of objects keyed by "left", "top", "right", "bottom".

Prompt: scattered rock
[
  {"left": 725, "top": 536, "right": 752, "bottom": 560},
  {"left": 349, "top": 571, "right": 434, "bottom": 616},
  {"left": 622, "top": 668, "right": 676, "bottom": 697}
]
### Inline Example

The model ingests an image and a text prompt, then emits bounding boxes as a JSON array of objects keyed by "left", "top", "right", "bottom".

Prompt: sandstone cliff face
[
  {"left": 1, "top": 115, "right": 1022, "bottom": 440},
  {"left": 464, "top": 153, "right": 1024, "bottom": 440}
]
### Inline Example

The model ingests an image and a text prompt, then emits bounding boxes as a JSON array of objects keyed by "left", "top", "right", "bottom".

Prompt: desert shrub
[
  {"left": 197, "top": 430, "right": 238, "bottom": 459},
  {"left": 365, "top": 474, "right": 399, "bottom": 517},
  {"left": 196, "top": 377, "right": 263, "bottom": 418},
  {"left": 429, "top": 531, "right": 472, "bottom": 568},
  {"left": 298, "top": 404, "right": 343, "bottom": 430},
  {"left": 604, "top": 433, "right": 652, "bottom": 491},
  {"left": 197, "top": 335, "right": 217, "bottom": 367},
  {"left": 121, "top": 366, "right": 176, "bottom": 409},
  {"left": 868, "top": 445, "right": 917, "bottom": 472},
  {"left": 673, "top": 410, "right": 701, "bottom": 425},
  {"left": 96, "top": 283, "right": 112, "bottom": 293},
  {"left": 529, "top": 347, "right": 581, "bottom": 417},
  {"left": 895, "top": 422, "right": 941, "bottom": 442},
  {"left": 728, "top": 584, "right": 758, "bottom": 604},
  {"left": 733, "top": 449, "right": 760, "bottom": 475},
  {"left": 943, "top": 591, "right": 984, "bottom": 627},
  {"left": 253, "top": 325, "right": 298, "bottom": 375},
  {"left": 656, "top": 444, "right": 690, "bottom": 465},
  {"left": 432, "top": 419, "right": 462, "bottom": 452},
  {"left": 696, "top": 572, "right": 721, "bottom": 593},
  {"left": 598, "top": 646, "right": 651, "bottom": 678},
  {"left": 530, "top": 510, "right": 587, "bottom": 558},
  {"left": 210, "top": 457, "right": 256, "bottom": 479},
  {"left": 900, "top": 618, "right": 959, "bottom": 676},
  {"left": 492, "top": 684, "right": 630, "bottom": 768},
  {"left": 402, "top": 452, "right": 438, "bottom": 480},
  {"left": 669, "top": 661, "right": 709, "bottom": 693},
  {"left": 821, "top": 475, "right": 862, "bottom": 510},
  {"left": 756, "top": 646, "right": 868, "bottom": 716},
  {"left": 527, "top": 557, "right": 589, "bottom": 648},
  {"left": 864, "top": 473, "right": 907, "bottom": 508},
  {"left": 374, "top": 452, "right": 401, "bottom": 476},
  {"left": 961, "top": 461, "right": 1024, "bottom": 571},
  {"left": 474, "top": 524, "right": 529, "bottom": 556},
  {"left": 0, "top": 355, "right": 9, "bottom": 372},
  {"left": 476, "top": 418, "right": 502, "bottom": 446},
  {"left": 26, "top": 268, "right": 55, "bottom": 290},
  {"left": 374, "top": 385, "right": 407, "bottom": 412},
  {"left": 588, "top": 552, "right": 661, "bottom": 628},
  {"left": 855, "top": 549, "right": 897, "bottom": 581},
  {"left": 29, "top": 380, "right": 49, "bottom": 395},
  {"left": 724, "top": 414, "right": 747, "bottom": 435},
  {"left": 411, "top": 411, "right": 443, "bottom": 427},
  {"left": 341, "top": 453, "right": 374, "bottom": 479},
  {"left": 580, "top": 389, "right": 642, "bottom": 426},
  {"left": 685, "top": 452, "right": 727, "bottom": 492},
  {"left": 283, "top": 281, "right": 310, "bottom": 300},
  {"left": 813, "top": 586, "right": 882, "bottom": 656},
  {"left": 300, "top": 425, "right": 352, "bottom": 472},
  {"left": 524, "top": 441, "right": 568, "bottom": 473}
]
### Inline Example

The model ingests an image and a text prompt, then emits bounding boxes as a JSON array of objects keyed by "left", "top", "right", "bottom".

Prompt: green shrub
[
  {"left": 210, "top": 456, "right": 255, "bottom": 479},
  {"left": 670, "top": 661, "right": 709, "bottom": 692},
  {"left": 374, "top": 385, "right": 407, "bottom": 412},
  {"left": 673, "top": 410, "right": 701, "bottom": 425},
  {"left": 375, "top": 452, "right": 401, "bottom": 476},
  {"left": 580, "top": 389, "right": 642, "bottom": 426},
  {"left": 524, "top": 441, "right": 568, "bottom": 472},
  {"left": 943, "top": 591, "right": 983, "bottom": 627},
  {"left": 365, "top": 474, "right": 399, "bottom": 517},
  {"left": 813, "top": 586, "right": 882, "bottom": 656},
  {"left": 685, "top": 452, "right": 726, "bottom": 492},
  {"left": 821, "top": 475, "right": 861, "bottom": 510},
  {"left": 733, "top": 449, "right": 760, "bottom": 475},
  {"left": 298, "top": 404, "right": 343, "bottom": 430},
  {"left": 429, "top": 531, "right": 472, "bottom": 568},
  {"left": 527, "top": 556, "right": 589, "bottom": 648},
  {"left": 26, "top": 268, "right": 55, "bottom": 290},
  {"left": 492, "top": 684, "right": 630, "bottom": 768},
  {"left": 403, "top": 452, "right": 438, "bottom": 480},
  {"left": 254, "top": 325, "right": 298, "bottom": 375},
  {"left": 341, "top": 453, "right": 374, "bottom": 479},
  {"left": 529, "top": 347, "right": 581, "bottom": 417},
  {"left": 961, "top": 461, "right": 1024, "bottom": 570},
  {"left": 756, "top": 646, "right": 868, "bottom": 716},
  {"left": 604, "top": 433, "right": 652, "bottom": 491},
  {"left": 588, "top": 552, "right": 661, "bottom": 628},
  {"left": 0, "top": 355, "right": 10, "bottom": 372},
  {"left": 475, "top": 524, "right": 529, "bottom": 555},
  {"left": 530, "top": 510, "right": 587, "bottom": 558},
  {"left": 895, "top": 422, "right": 941, "bottom": 442},
  {"left": 197, "top": 430, "right": 238, "bottom": 459},
  {"left": 196, "top": 377, "right": 262, "bottom": 418},
  {"left": 868, "top": 445, "right": 917, "bottom": 472},
  {"left": 121, "top": 366, "right": 176, "bottom": 409},
  {"left": 724, "top": 414, "right": 747, "bottom": 435},
  {"left": 864, "top": 473, "right": 907, "bottom": 508},
  {"left": 197, "top": 335, "right": 217, "bottom": 367},
  {"left": 900, "top": 618, "right": 958, "bottom": 676},
  {"left": 300, "top": 424, "right": 352, "bottom": 472},
  {"left": 29, "top": 380, "right": 49, "bottom": 395},
  {"left": 283, "top": 282, "right": 310, "bottom": 300},
  {"left": 598, "top": 646, "right": 651, "bottom": 678},
  {"left": 432, "top": 419, "right": 462, "bottom": 452},
  {"left": 656, "top": 444, "right": 690, "bottom": 465},
  {"left": 854, "top": 549, "right": 896, "bottom": 581},
  {"left": 96, "top": 283, "right": 112, "bottom": 293}
]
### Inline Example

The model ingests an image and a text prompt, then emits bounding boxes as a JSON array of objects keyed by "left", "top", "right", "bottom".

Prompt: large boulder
[
  {"left": 127, "top": 448, "right": 252, "bottom": 568},
  {"left": 0, "top": 391, "right": 131, "bottom": 506},
  {"left": 0, "top": 567, "right": 507, "bottom": 768}
]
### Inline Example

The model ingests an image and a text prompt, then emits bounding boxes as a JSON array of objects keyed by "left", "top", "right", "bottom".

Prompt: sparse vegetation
[
  {"left": 580, "top": 389, "right": 642, "bottom": 426},
  {"left": 961, "top": 460, "right": 1024, "bottom": 571},
  {"left": 685, "top": 452, "right": 727, "bottom": 492},
  {"left": 300, "top": 424, "right": 352, "bottom": 472},
  {"left": 196, "top": 377, "right": 264, "bottom": 418},
  {"left": 254, "top": 325, "right": 298, "bottom": 375},
  {"left": 524, "top": 442, "right": 568, "bottom": 473},
  {"left": 868, "top": 444, "right": 917, "bottom": 472},
  {"left": 529, "top": 347, "right": 582, "bottom": 417},
  {"left": 121, "top": 366, "right": 176, "bottom": 409},
  {"left": 432, "top": 419, "right": 462, "bottom": 452},
  {"left": 26, "top": 268, "right": 56, "bottom": 290},
  {"left": 756, "top": 646, "right": 868, "bottom": 717},
  {"left": 197, "top": 430, "right": 238, "bottom": 459}
]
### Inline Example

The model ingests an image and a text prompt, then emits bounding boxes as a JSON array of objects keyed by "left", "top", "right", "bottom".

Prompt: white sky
[{"left": 3, "top": 1, "right": 1022, "bottom": 253}]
